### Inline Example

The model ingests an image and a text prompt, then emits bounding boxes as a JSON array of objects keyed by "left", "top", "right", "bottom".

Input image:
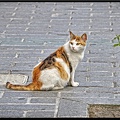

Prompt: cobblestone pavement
[{"left": 0, "top": 2, "right": 120, "bottom": 118}]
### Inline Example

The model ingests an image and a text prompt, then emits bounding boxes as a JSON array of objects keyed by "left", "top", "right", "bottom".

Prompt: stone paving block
[
  {"left": 10, "top": 19, "right": 29, "bottom": 24},
  {"left": 89, "top": 57, "right": 118, "bottom": 63},
  {"left": 0, "top": 2, "right": 18, "bottom": 6},
  {"left": 62, "top": 97, "right": 120, "bottom": 105},
  {"left": 78, "top": 62, "right": 113, "bottom": 72},
  {"left": 0, "top": 104, "right": 55, "bottom": 111},
  {"left": 31, "top": 19, "right": 50, "bottom": 23},
  {"left": 114, "top": 94, "right": 120, "bottom": 99},
  {"left": 76, "top": 71, "right": 112, "bottom": 79},
  {"left": 0, "top": 110, "right": 24, "bottom": 118},
  {"left": 8, "top": 24, "right": 28, "bottom": 28},
  {"left": 89, "top": 76, "right": 118, "bottom": 82},
  {"left": 60, "top": 91, "right": 114, "bottom": 98},
  {"left": 3, "top": 91, "right": 58, "bottom": 98},
  {"left": 25, "top": 111, "right": 54, "bottom": 118},
  {"left": 79, "top": 81, "right": 113, "bottom": 88},
  {"left": 61, "top": 86, "right": 87, "bottom": 92},
  {"left": 58, "top": 99, "right": 87, "bottom": 117},
  {"left": 0, "top": 74, "right": 28, "bottom": 85},
  {"left": 30, "top": 97, "right": 56, "bottom": 104},
  {"left": 0, "top": 97, "right": 27, "bottom": 103},
  {"left": 50, "top": 19, "right": 70, "bottom": 25},
  {"left": 85, "top": 86, "right": 120, "bottom": 94}
]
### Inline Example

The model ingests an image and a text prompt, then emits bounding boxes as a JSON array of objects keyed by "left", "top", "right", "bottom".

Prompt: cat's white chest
[
  {"left": 64, "top": 42, "right": 85, "bottom": 69},
  {"left": 68, "top": 52, "right": 84, "bottom": 69}
]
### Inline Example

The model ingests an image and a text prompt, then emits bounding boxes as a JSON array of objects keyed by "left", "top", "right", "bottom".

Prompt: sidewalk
[{"left": 0, "top": 2, "right": 120, "bottom": 118}]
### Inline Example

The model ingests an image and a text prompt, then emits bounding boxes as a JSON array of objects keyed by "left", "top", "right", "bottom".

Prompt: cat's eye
[
  {"left": 70, "top": 42, "right": 73, "bottom": 45},
  {"left": 76, "top": 43, "right": 80, "bottom": 45}
]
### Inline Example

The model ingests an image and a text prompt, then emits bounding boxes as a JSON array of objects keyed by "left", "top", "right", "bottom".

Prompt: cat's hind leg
[
  {"left": 41, "top": 84, "right": 64, "bottom": 91},
  {"left": 40, "top": 84, "right": 54, "bottom": 91},
  {"left": 52, "top": 86, "right": 64, "bottom": 90}
]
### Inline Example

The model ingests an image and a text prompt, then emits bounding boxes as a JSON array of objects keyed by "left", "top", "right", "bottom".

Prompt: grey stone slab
[
  {"left": 10, "top": 20, "right": 29, "bottom": 24},
  {"left": 115, "top": 71, "right": 120, "bottom": 77},
  {"left": 89, "top": 57, "right": 118, "bottom": 63},
  {"left": 0, "top": 110, "right": 24, "bottom": 118},
  {"left": 5, "top": 30, "right": 26, "bottom": 34},
  {"left": 69, "top": 26, "right": 90, "bottom": 32},
  {"left": 71, "top": 19, "right": 90, "bottom": 24},
  {"left": 50, "top": 19, "right": 70, "bottom": 25},
  {"left": 30, "top": 97, "right": 56, "bottom": 104},
  {"left": 78, "top": 81, "right": 113, "bottom": 88},
  {"left": 63, "top": 97, "right": 120, "bottom": 105},
  {"left": 86, "top": 52, "right": 111, "bottom": 58},
  {"left": 85, "top": 86, "right": 120, "bottom": 93},
  {"left": 0, "top": 97, "right": 27, "bottom": 103},
  {"left": 58, "top": 99, "right": 87, "bottom": 117},
  {"left": 0, "top": 8, "right": 15, "bottom": 12},
  {"left": 25, "top": 111, "right": 54, "bottom": 118},
  {"left": 77, "top": 71, "right": 112, "bottom": 78},
  {"left": 0, "top": 18, "right": 10, "bottom": 23},
  {"left": 0, "top": 52, "right": 15, "bottom": 58},
  {"left": 60, "top": 86, "right": 87, "bottom": 92},
  {"left": 72, "top": 2, "right": 91, "bottom": 6},
  {"left": 88, "top": 47, "right": 114, "bottom": 54},
  {"left": 0, "top": 104, "right": 55, "bottom": 111},
  {"left": 0, "top": 2, "right": 18, "bottom": 6},
  {"left": 89, "top": 76, "right": 118, "bottom": 82},
  {"left": 0, "top": 74, "right": 28, "bottom": 85},
  {"left": 3, "top": 91, "right": 58, "bottom": 97},
  {"left": 61, "top": 91, "right": 114, "bottom": 98},
  {"left": 0, "top": 45, "right": 57, "bottom": 51},
  {"left": 31, "top": 19, "right": 50, "bottom": 23},
  {"left": 10, "top": 66, "right": 33, "bottom": 71},
  {"left": 77, "top": 62, "right": 113, "bottom": 72},
  {"left": 8, "top": 24, "right": 28, "bottom": 28},
  {"left": 92, "top": 3, "right": 110, "bottom": 7}
]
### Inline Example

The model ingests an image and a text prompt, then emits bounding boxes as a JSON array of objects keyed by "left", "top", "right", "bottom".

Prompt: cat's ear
[
  {"left": 69, "top": 31, "right": 75, "bottom": 40},
  {"left": 81, "top": 33, "right": 87, "bottom": 42}
]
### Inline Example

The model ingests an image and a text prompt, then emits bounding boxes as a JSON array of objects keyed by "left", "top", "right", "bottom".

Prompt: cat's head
[{"left": 69, "top": 31, "right": 87, "bottom": 53}]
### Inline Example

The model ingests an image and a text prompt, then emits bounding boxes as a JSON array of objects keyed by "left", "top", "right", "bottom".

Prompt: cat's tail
[{"left": 6, "top": 81, "right": 42, "bottom": 91}]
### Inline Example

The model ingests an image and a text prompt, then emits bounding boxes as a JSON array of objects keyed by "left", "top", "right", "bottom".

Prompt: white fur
[
  {"left": 63, "top": 41, "right": 86, "bottom": 86},
  {"left": 40, "top": 58, "right": 70, "bottom": 90}
]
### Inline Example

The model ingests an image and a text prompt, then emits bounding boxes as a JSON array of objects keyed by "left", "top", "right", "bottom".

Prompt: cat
[{"left": 6, "top": 31, "right": 87, "bottom": 91}]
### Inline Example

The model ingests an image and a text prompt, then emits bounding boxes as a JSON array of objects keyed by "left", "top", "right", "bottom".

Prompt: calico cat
[{"left": 6, "top": 31, "right": 87, "bottom": 91}]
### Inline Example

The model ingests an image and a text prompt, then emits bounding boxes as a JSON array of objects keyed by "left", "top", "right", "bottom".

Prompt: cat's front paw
[{"left": 71, "top": 82, "right": 79, "bottom": 87}]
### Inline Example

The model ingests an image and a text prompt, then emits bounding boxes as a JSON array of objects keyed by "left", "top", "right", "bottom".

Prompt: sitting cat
[{"left": 6, "top": 31, "right": 87, "bottom": 91}]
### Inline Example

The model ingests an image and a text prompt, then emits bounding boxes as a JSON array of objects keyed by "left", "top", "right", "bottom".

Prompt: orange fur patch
[
  {"left": 56, "top": 47, "right": 72, "bottom": 71},
  {"left": 55, "top": 62, "right": 68, "bottom": 80}
]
